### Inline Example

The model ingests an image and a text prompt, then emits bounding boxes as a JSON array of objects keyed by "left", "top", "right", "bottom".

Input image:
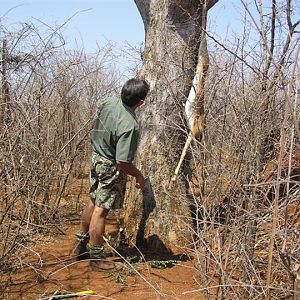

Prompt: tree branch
[
  {"left": 203, "top": 29, "right": 260, "bottom": 75},
  {"left": 279, "top": 0, "right": 300, "bottom": 69},
  {"left": 264, "top": 0, "right": 276, "bottom": 76},
  {"left": 207, "top": 0, "right": 219, "bottom": 10}
]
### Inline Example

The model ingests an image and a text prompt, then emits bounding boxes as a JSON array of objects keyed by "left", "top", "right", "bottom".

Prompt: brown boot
[
  {"left": 89, "top": 245, "right": 116, "bottom": 271},
  {"left": 73, "top": 232, "right": 89, "bottom": 261}
]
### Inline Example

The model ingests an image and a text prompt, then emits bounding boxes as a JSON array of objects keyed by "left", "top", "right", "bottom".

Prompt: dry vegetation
[
  {"left": 0, "top": 21, "right": 121, "bottom": 281},
  {"left": 1, "top": 1, "right": 300, "bottom": 299},
  {"left": 186, "top": 1, "right": 300, "bottom": 299}
]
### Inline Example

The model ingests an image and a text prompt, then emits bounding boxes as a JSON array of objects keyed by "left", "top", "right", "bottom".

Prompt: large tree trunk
[{"left": 123, "top": 0, "right": 214, "bottom": 253}]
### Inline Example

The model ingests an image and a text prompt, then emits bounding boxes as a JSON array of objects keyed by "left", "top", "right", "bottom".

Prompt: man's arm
[{"left": 116, "top": 161, "right": 145, "bottom": 189}]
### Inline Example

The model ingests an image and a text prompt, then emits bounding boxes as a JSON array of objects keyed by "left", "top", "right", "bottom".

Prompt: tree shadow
[
  {"left": 114, "top": 242, "right": 190, "bottom": 267},
  {"left": 136, "top": 176, "right": 156, "bottom": 248},
  {"left": 114, "top": 178, "right": 190, "bottom": 266}
]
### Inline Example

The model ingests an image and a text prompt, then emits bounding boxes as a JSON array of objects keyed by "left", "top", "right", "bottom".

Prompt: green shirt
[{"left": 91, "top": 97, "right": 139, "bottom": 162}]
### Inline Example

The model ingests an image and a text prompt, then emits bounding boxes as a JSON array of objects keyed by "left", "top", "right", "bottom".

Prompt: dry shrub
[
  {"left": 187, "top": 1, "right": 300, "bottom": 299},
  {"left": 0, "top": 22, "right": 120, "bottom": 274}
]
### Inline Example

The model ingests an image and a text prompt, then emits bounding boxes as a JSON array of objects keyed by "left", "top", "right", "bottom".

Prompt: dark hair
[{"left": 121, "top": 78, "right": 149, "bottom": 107}]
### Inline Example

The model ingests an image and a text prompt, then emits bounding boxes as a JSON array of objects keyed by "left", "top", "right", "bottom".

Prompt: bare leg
[
  {"left": 89, "top": 206, "right": 109, "bottom": 246},
  {"left": 89, "top": 206, "right": 116, "bottom": 270},
  {"left": 79, "top": 198, "right": 95, "bottom": 234},
  {"left": 74, "top": 198, "right": 96, "bottom": 260}
]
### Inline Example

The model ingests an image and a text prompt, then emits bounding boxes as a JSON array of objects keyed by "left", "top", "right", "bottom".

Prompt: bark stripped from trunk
[
  {"left": 123, "top": 0, "right": 217, "bottom": 253},
  {"left": 172, "top": 0, "right": 213, "bottom": 182}
]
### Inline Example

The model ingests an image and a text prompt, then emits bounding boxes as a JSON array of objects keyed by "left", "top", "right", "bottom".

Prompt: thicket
[
  {"left": 0, "top": 1, "right": 299, "bottom": 299},
  {"left": 0, "top": 22, "right": 121, "bottom": 274},
  {"left": 187, "top": 1, "right": 300, "bottom": 299}
]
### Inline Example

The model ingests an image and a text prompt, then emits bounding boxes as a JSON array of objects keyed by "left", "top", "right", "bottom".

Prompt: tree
[{"left": 123, "top": 0, "right": 218, "bottom": 252}]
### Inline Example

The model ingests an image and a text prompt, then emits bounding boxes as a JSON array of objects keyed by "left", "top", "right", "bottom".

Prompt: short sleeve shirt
[{"left": 91, "top": 97, "right": 139, "bottom": 162}]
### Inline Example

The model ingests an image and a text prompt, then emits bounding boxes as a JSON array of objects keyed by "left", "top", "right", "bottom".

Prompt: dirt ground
[{"left": 2, "top": 211, "right": 207, "bottom": 300}]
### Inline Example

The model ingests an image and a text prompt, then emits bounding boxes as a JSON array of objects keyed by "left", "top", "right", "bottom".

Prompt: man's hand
[
  {"left": 135, "top": 174, "right": 145, "bottom": 189},
  {"left": 116, "top": 161, "right": 145, "bottom": 189}
]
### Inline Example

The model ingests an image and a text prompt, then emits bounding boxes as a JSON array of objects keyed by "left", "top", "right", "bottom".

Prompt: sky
[
  {"left": 0, "top": 0, "right": 245, "bottom": 50},
  {"left": 0, "top": 0, "right": 256, "bottom": 76},
  {"left": 1, "top": 0, "right": 145, "bottom": 51}
]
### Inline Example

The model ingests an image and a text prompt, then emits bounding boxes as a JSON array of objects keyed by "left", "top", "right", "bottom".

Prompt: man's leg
[
  {"left": 74, "top": 198, "right": 95, "bottom": 260},
  {"left": 80, "top": 198, "right": 95, "bottom": 233},
  {"left": 89, "top": 206, "right": 109, "bottom": 247},
  {"left": 89, "top": 206, "right": 116, "bottom": 270}
]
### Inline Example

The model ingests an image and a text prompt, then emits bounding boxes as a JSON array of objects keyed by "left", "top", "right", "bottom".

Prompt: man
[{"left": 74, "top": 78, "right": 149, "bottom": 270}]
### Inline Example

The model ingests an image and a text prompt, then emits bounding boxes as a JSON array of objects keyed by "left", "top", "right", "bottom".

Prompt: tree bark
[{"left": 123, "top": 0, "right": 216, "bottom": 253}]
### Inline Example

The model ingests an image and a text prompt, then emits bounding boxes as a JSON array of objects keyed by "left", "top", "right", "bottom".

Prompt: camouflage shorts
[{"left": 89, "top": 152, "right": 126, "bottom": 210}]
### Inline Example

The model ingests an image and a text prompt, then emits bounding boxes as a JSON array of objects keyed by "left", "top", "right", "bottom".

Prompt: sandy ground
[{"left": 2, "top": 213, "right": 207, "bottom": 300}]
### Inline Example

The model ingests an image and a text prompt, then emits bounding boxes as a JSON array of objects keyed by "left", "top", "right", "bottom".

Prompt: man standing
[{"left": 74, "top": 78, "right": 149, "bottom": 270}]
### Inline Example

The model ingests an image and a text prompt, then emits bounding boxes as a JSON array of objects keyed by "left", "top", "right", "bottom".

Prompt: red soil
[{"left": 2, "top": 214, "right": 206, "bottom": 300}]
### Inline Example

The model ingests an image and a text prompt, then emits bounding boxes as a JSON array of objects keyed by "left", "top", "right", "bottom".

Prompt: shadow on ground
[{"left": 108, "top": 243, "right": 191, "bottom": 268}]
